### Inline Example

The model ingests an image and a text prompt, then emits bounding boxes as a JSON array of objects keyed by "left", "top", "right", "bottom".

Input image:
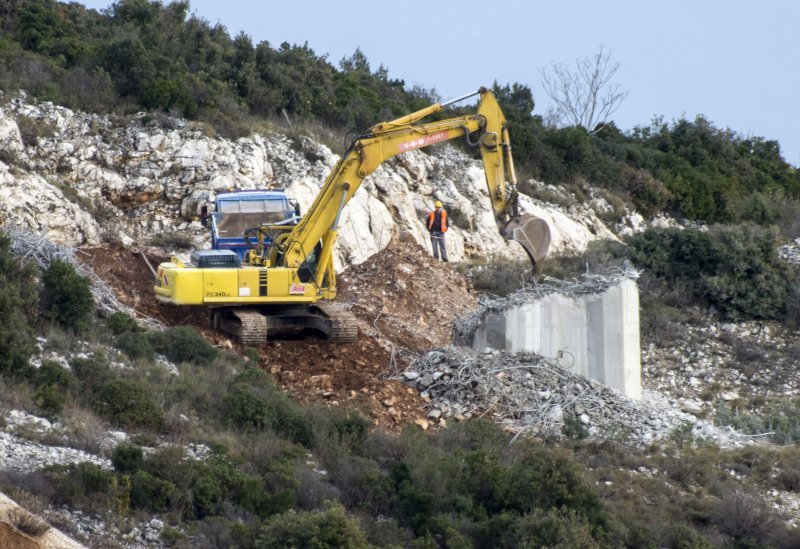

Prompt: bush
[
  {"left": 91, "top": 378, "right": 165, "bottom": 431},
  {"left": 111, "top": 444, "right": 145, "bottom": 473},
  {"left": 223, "top": 368, "right": 312, "bottom": 445},
  {"left": 150, "top": 326, "right": 218, "bottom": 365},
  {"left": 31, "top": 360, "right": 74, "bottom": 417},
  {"left": 717, "top": 398, "right": 800, "bottom": 444},
  {"left": 70, "top": 354, "right": 114, "bottom": 390},
  {"left": 130, "top": 471, "right": 179, "bottom": 513},
  {"left": 506, "top": 444, "right": 605, "bottom": 526},
  {"left": 515, "top": 507, "right": 600, "bottom": 548},
  {"left": 115, "top": 331, "right": 155, "bottom": 361},
  {"left": 0, "top": 235, "right": 36, "bottom": 378},
  {"left": 106, "top": 312, "right": 139, "bottom": 335},
  {"left": 256, "top": 503, "right": 369, "bottom": 548},
  {"left": 41, "top": 259, "right": 94, "bottom": 333},
  {"left": 462, "top": 258, "right": 532, "bottom": 297},
  {"left": 626, "top": 225, "right": 800, "bottom": 321},
  {"left": 46, "top": 462, "right": 115, "bottom": 507},
  {"left": 710, "top": 489, "right": 777, "bottom": 545}
]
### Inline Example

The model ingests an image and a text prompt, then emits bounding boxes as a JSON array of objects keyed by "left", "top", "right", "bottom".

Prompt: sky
[{"left": 80, "top": 0, "right": 800, "bottom": 166}]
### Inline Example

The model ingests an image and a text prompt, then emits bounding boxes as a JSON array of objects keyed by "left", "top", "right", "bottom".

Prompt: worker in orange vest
[{"left": 427, "top": 200, "right": 448, "bottom": 262}]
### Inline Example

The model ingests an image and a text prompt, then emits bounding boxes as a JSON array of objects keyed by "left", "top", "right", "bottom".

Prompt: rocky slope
[
  {"left": 0, "top": 93, "right": 616, "bottom": 271},
  {"left": 5, "top": 93, "right": 800, "bottom": 544}
]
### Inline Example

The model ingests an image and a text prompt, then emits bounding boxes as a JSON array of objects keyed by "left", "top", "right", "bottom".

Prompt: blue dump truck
[{"left": 210, "top": 190, "right": 300, "bottom": 259}]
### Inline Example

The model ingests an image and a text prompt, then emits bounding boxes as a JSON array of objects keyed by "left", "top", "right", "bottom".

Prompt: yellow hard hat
[{"left": 434, "top": 200, "right": 443, "bottom": 208}]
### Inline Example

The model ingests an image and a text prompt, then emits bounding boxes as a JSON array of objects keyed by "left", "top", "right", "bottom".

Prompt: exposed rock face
[{"left": 0, "top": 96, "right": 617, "bottom": 269}]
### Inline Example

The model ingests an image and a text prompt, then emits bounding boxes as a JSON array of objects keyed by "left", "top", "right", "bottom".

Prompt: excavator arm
[{"left": 269, "top": 87, "right": 550, "bottom": 288}]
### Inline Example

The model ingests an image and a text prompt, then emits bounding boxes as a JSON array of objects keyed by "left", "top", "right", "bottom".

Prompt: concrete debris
[{"left": 405, "top": 346, "right": 761, "bottom": 447}]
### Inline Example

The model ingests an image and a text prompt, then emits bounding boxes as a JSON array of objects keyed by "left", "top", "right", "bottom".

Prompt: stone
[{"left": 427, "top": 409, "right": 442, "bottom": 420}]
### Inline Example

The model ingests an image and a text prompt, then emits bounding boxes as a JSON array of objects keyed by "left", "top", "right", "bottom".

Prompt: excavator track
[
  {"left": 314, "top": 303, "right": 358, "bottom": 343},
  {"left": 212, "top": 308, "right": 267, "bottom": 345}
]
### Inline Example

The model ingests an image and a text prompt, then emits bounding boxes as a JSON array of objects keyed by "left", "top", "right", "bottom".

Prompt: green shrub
[
  {"left": 91, "top": 378, "right": 165, "bottom": 431},
  {"left": 717, "top": 398, "right": 800, "bottom": 445},
  {"left": 70, "top": 354, "right": 114, "bottom": 390},
  {"left": 626, "top": 225, "right": 800, "bottom": 321},
  {"left": 506, "top": 444, "right": 605, "bottom": 526},
  {"left": 462, "top": 258, "right": 532, "bottom": 297},
  {"left": 115, "top": 330, "right": 155, "bottom": 360},
  {"left": 515, "top": 507, "right": 600, "bottom": 548},
  {"left": 106, "top": 312, "right": 139, "bottom": 335},
  {"left": 34, "top": 384, "right": 67, "bottom": 418},
  {"left": 150, "top": 326, "right": 218, "bottom": 365},
  {"left": 223, "top": 368, "right": 312, "bottom": 445},
  {"left": 45, "top": 462, "right": 115, "bottom": 507},
  {"left": 41, "top": 259, "right": 94, "bottom": 333},
  {"left": 0, "top": 235, "right": 36, "bottom": 378},
  {"left": 238, "top": 477, "right": 295, "bottom": 519},
  {"left": 130, "top": 470, "right": 179, "bottom": 512},
  {"left": 30, "top": 360, "right": 74, "bottom": 417},
  {"left": 256, "top": 503, "right": 369, "bottom": 548},
  {"left": 32, "top": 360, "right": 74, "bottom": 389},
  {"left": 324, "top": 409, "right": 370, "bottom": 453},
  {"left": 111, "top": 444, "right": 145, "bottom": 473}
]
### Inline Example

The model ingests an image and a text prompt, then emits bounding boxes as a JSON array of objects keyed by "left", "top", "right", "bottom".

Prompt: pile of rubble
[
  {"left": 402, "top": 346, "right": 761, "bottom": 447},
  {"left": 339, "top": 237, "right": 477, "bottom": 350}
]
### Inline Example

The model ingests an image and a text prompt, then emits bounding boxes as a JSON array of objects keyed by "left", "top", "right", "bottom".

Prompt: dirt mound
[
  {"left": 338, "top": 238, "right": 477, "bottom": 350},
  {"left": 78, "top": 246, "right": 207, "bottom": 327}
]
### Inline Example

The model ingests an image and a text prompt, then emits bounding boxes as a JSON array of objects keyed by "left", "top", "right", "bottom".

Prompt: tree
[{"left": 539, "top": 46, "right": 628, "bottom": 134}]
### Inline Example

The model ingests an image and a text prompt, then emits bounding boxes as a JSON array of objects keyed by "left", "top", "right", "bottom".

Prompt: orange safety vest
[{"left": 427, "top": 209, "right": 447, "bottom": 232}]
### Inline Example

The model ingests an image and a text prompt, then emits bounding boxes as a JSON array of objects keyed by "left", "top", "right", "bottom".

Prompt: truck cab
[{"left": 210, "top": 190, "right": 299, "bottom": 259}]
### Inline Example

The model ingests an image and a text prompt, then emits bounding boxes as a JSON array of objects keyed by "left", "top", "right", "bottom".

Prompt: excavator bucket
[{"left": 503, "top": 214, "right": 551, "bottom": 280}]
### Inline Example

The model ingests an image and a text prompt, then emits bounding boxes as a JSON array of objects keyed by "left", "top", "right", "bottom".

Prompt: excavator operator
[{"left": 427, "top": 200, "right": 448, "bottom": 262}]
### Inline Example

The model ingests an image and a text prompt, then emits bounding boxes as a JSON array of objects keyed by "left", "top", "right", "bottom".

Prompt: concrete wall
[{"left": 472, "top": 279, "right": 641, "bottom": 399}]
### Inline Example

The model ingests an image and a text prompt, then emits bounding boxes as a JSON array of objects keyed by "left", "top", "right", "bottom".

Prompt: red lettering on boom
[{"left": 398, "top": 131, "right": 450, "bottom": 152}]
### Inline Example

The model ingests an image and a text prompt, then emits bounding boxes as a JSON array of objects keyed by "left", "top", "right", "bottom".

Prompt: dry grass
[
  {"left": 6, "top": 507, "right": 51, "bottom": 537},
  {"left": 59, "top": 402, "right": 107, "bottom": 454}
]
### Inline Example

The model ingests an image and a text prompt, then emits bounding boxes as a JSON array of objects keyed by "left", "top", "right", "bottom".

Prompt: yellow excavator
[{"left": 154, "top": 87, "right": 550, "bottom": 344}]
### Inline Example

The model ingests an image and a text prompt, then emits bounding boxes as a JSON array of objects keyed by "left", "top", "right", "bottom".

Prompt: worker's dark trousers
[{"left": 430, "top": 231, "right": 448, "bottom": 261}]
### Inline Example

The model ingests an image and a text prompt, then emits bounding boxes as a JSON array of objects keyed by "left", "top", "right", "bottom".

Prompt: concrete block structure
[{"left": 472, "top": 279, "right": 641, "bottom": 399}]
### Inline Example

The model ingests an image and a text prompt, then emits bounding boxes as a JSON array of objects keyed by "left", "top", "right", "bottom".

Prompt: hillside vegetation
[
  {"left": 2, "top": 0, "right": 799, "bottom": 231},
  {"left": 2, "top": 234, "right": 800, "bottom": 548}
]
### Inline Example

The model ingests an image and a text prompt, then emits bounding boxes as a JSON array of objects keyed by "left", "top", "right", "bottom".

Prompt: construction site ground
[{"left": 78, "top": 239, "right": 477, "bottom": 430}]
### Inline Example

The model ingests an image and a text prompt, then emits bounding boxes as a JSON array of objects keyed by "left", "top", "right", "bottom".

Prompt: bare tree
[{"left": 539, "top": 46, "right": 629, "bottom": 134}]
